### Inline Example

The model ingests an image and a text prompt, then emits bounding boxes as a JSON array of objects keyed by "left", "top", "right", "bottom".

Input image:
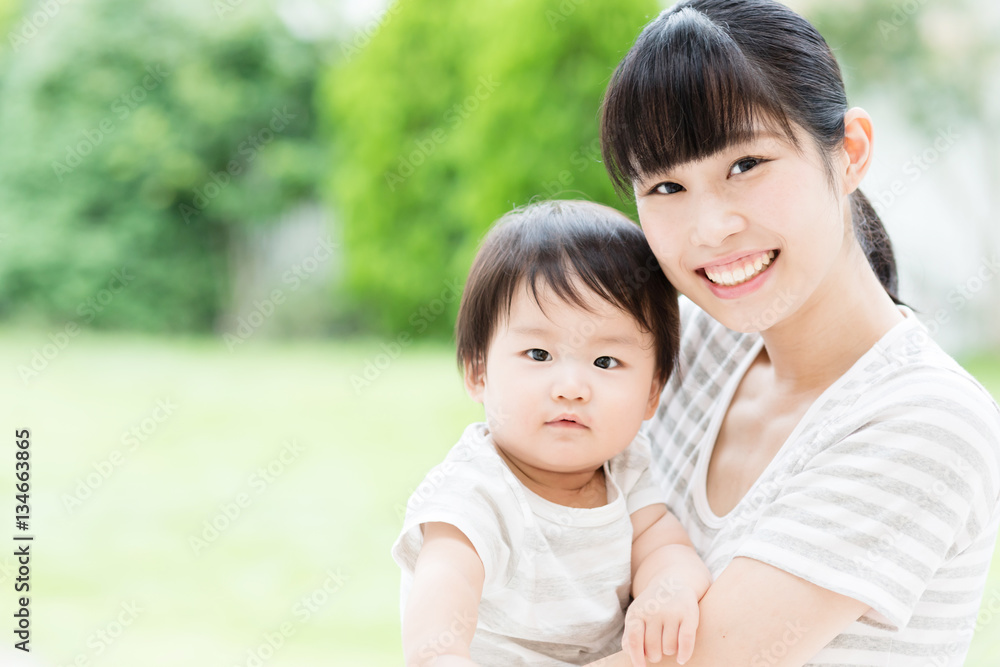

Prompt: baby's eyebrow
[
  {"left": 509, "top": 327, "right": 638, "bottom": 347},
  {"left": 509, "top": 326, "right": 549, "bottom": 337},
  {"left": 592, "top": 334, "right": 639, "bottom": 347}
]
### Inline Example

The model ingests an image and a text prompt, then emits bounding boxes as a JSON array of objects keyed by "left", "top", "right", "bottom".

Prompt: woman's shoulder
[
  {"left": 814, "top": 314, "right": 1000, "bottom": 504},
  {"left": 853, "top": 311, "right": 1000, "bottom": 422}
]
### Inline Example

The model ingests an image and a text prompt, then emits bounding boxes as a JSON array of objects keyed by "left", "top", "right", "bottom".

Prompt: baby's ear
[
  {"left": 463, "top": 360, "right": 486, "bottom": 403},
  {"left": 643, "top": 373, "right": 665, "bottom": 420}
]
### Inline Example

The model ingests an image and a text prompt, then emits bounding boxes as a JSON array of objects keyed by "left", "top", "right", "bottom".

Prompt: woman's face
[{"left": 634, "top": 125, "right": 855, "bottom": 334}]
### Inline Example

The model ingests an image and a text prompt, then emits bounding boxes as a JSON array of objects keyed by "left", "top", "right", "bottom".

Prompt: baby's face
[{"left": 466, "top": 280, "right": 661, "bottom": 476}]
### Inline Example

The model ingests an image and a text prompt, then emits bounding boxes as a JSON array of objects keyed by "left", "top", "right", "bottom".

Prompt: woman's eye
[
  {"left": 653, "top": 181, "right": 684, "bottom": 195},
  {"left": 729, "top": 157, "right": 763, "bottom": 176},
  {"left": 594, "top": 356, "right": 620, "bottom": 369},
  {"left": 527, "top": 349, "right": 551, "bottom": 362}
]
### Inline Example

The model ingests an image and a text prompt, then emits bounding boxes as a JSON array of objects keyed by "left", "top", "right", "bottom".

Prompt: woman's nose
[{"left": 690, "top": 194, "right": 747, "bottom": 247}]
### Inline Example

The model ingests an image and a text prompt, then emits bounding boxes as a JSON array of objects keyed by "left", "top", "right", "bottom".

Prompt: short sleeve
[
  {"left": 391, "top": 458, "right": 523, "bottom": 597},
  {"left": 610, "top": 432, "right": 667, "bottom": 515},
  {"left": 734, "top": 386, "right": 1000, "bottom": 629}
]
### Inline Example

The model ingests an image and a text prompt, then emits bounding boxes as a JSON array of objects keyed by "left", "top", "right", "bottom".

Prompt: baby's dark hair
[
  {"left": 455, "top": 199, "right": 679, "bottom": 383},
  {"left": 600, "top": 0, "right": 901, "bottom": 304}
]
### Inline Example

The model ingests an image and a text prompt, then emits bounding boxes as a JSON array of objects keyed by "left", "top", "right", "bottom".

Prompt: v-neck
[{"left": 691, "top": 306, "right": 919, "bottom": 527}]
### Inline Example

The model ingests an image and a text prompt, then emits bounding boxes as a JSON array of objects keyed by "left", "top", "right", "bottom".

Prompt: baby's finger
[
  {"left": 660, "top": 617, "right": 678, "bottom": 658},
  {"left": 623, "top": 619, "right": 647, "bottom": 667},
  {"left": 675, "top": 603, "right": 700, "bottom": 665},
  {"left": 645, "top": 618, "right": 664, "bottom": 663}
]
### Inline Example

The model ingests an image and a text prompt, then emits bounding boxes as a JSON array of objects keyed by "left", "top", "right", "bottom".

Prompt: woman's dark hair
[
  {"left": 456, "top": 200, "right": 679, "bottom": 382},
  {"left": 600, "top": 0, "right": 900, "bottom": 303}
]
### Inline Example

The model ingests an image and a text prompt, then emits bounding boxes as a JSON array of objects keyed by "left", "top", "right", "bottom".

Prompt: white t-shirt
[
  {"left": 646, "top": 298, "right": 1000, "bottom": 666},
  {"left": 392, "top": 422, "right": 665, "bottom": 666}
]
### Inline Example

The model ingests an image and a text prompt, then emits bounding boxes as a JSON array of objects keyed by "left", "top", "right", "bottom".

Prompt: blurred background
[{"left": 0, "top": 0, "right": 997, "bottom": 665}]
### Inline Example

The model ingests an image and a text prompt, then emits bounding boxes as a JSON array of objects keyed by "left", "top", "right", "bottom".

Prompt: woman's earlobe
[{"left": 842, "top": 107, "right": 875, "bottom": 194}]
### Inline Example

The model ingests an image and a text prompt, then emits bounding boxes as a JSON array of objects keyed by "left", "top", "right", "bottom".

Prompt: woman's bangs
[{"left": 601, "top": 8, "right": 792, "bottom": 195}]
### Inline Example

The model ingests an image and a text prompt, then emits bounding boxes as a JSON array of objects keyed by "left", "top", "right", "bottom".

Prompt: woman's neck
[{"left": 758, "top": 247, "right": 905, "bottom": 395}]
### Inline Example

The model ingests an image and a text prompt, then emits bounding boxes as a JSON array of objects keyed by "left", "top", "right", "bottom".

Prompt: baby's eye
[
  {"left": 594, "top": 356, "right": 620, "bottom": 369},
  {"left": 527, "top": 349, "right": 552, "bottom": 362},
  {"left": 729, "top": 157, "right": 764, "bottom": 176},
  {"left": 653, "top": 181, "right": 684, "bottom": 195}
]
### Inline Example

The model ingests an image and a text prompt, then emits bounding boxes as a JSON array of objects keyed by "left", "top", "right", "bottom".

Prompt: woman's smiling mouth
[{"left": 702, "top": 250, "right": 778, "bottom": 286}]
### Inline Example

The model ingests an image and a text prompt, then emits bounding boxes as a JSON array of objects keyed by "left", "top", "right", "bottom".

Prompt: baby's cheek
[{"left": 484, "top": 399, "right": 515, "bottom": 434}]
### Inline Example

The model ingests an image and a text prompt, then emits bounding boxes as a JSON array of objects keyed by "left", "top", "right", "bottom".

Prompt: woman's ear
[
  {"left": 842, "top": 107, "right": 874, "bottom": 196},
  {"left": 463, "top": 360, "right": 486, "bottom": 403}
]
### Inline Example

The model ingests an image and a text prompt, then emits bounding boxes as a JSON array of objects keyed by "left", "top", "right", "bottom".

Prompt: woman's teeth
[{"left": 705, "top": 250, "right": 775, "bottom": 286}]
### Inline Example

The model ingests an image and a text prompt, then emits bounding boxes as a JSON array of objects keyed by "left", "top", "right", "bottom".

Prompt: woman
[{"left": 594, "top": 1, "right": 1000, "bottom": 665}]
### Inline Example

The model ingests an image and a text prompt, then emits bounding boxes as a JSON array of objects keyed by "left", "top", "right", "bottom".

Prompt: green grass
[{"left": 0, "top": 332, "right": 997, "bottom": 665}]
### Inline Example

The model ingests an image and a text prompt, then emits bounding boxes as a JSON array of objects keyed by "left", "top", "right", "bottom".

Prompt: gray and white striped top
[
  {"left": 646, "top": 298, "right": 1000, "bottom": 666},
  {"left": 393, "top": 422, "right": 665, "bottom": 665}
]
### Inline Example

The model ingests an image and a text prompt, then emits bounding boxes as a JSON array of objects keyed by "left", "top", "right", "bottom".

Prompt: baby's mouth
[
  {"left": 702, "top": 250, "right": 778, "bottom": 286},
  {"left": 547, "top": 415, "right": 588, "bottom": 428}
]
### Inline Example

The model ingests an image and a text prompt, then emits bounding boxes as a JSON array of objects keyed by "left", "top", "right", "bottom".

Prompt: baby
[{"left": 393, "top": 200, "right": 711, "bottom": 666}]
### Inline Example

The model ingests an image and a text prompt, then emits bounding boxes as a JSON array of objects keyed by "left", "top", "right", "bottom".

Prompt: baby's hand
[{"left": 622, "top": 577, "right": 700, "bottom": 666}]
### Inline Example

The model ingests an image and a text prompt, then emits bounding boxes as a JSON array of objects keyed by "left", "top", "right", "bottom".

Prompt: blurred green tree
[
  {"left": 0, "top": 0, "right": 323, "bottom": 332},
  {"left": 323, "top": 0, "right": 660, "bottom": 338}
]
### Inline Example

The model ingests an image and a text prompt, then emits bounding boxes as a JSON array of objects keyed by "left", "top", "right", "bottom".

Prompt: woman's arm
[
  {"left": 402, "top": 522, "right": 485, "bottom": 667},
  {"left": 594, "top": 556, "right": 869, "bottom": 666}
]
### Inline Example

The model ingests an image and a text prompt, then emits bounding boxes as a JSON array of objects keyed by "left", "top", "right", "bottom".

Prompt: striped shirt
[
  {"left": 392, "top": 422, "right": 665, "bottom": 665},
  {"left": 646, "top": 298, "right": 1000, "bottom": 666}
]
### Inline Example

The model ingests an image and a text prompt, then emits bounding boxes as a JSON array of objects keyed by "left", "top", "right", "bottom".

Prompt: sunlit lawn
[{"left": 0, "top": 331, "right": 997, "bottom": 666}]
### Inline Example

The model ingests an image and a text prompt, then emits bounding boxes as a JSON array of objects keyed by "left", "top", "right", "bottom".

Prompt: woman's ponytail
[{"left": 851, "top": 189, "right": 901, "bottom": 304}]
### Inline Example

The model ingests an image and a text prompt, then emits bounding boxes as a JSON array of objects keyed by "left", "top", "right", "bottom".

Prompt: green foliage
[
  {"left": 324, "top": 0, "right": 660, "bottom": 338},
  {"left": 0, "top": 0, "right": 323, "bottom": 332}
]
